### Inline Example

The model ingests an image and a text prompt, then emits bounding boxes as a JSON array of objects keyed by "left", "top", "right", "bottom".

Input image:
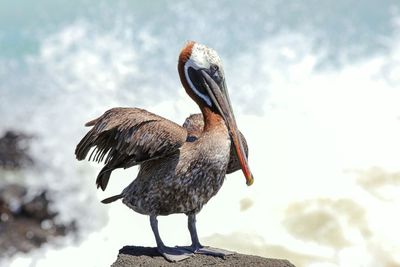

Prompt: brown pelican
[{"left": 75, "top": 41, "right": 254, "bottom": 262}]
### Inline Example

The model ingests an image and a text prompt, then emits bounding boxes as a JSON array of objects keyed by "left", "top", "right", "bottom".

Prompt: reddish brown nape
[
  {"left": 177, "top": 41, "right": 196, "bottom": 104},
  {"left": 177, "top": 41, "right": 224, "bottom": 131}
]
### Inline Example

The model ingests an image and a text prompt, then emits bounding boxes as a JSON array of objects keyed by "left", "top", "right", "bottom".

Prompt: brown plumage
[
  {"left": 75, "top": 110, "right": 248, "bottom": 191},
  {"left": 75, "top": 41, "right": 254, "bottom": 262}
]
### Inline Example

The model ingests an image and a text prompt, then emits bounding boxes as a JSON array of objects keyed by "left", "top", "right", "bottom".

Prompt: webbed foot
[
  {"left": 179, "top": 245, "right": 235, "bottom": 257},
  {"left": 157, "top": 245, "right": 194, "bottom": 262}
]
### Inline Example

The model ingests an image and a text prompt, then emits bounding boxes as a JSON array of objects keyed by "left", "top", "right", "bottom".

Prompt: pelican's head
[{"left": 178, "top": 41, "right": 254, "bottom": 186}]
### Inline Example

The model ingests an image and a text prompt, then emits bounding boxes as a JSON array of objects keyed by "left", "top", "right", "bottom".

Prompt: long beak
[{"left": 200, "top": 70, "right": 254, "bottom": 186}]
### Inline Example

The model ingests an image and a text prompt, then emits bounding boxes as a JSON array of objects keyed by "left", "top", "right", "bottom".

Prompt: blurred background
[{"left": 1, "top": 1, "right": 400, "bottom": 266}]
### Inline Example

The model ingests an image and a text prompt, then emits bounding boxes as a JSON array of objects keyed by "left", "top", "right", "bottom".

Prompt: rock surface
[{"left": 112, "top": 246, "right": 296, "bottom": 267}]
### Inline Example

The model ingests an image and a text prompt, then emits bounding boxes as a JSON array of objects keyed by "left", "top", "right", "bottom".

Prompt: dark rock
[
  {"left": 112, "top": 246, "right": 296, "bottom": 267},
  {"left": 0, "top": 130, "right": 33, "bottom": 169},
  {"left": 0, "top": 129, "right": 76, "bottom": 257},
  {"left": 0, "top": 184, "right": 76, "bottom": 257},
  {"left": 21, "top": 191, "right": 56, "bottom": 221}
]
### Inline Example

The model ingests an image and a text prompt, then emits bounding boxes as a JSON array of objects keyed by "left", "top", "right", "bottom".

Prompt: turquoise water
[
  {"left": 1, "top": 1, "right": 400, "bottom": 267},
  {"left": 1, "top": 0, "right": 399, "bottom": 122},
  {"left": 1, "top": 0, "right": 398, "bottom": 62}
]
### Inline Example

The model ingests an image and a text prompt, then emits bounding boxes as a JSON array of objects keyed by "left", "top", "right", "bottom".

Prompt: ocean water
[{"left": 1, "top": 1, "right": 400, "bottom": 266}]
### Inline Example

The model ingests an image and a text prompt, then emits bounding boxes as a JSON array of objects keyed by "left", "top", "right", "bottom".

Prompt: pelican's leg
[
  {"left": 149, "top": 215, "right": 193, "bottom": 262},
  {"left": 184, "top": 213, "right": 235, "bottom": 257}
]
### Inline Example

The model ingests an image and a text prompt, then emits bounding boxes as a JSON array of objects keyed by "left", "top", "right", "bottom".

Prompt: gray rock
[
  {"left": 0, "top": 184, "right": 76, "bottom": 257},
  {"left": 112, "top": 246, "right": 296, "bottom": 267},
  {"left": 0, "top": 130, "right": 76, "bottom": 257}
]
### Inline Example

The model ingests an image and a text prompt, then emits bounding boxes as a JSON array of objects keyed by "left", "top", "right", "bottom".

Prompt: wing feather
[{"left": 76, "top": 107, "right": 187, "bottom": 190}]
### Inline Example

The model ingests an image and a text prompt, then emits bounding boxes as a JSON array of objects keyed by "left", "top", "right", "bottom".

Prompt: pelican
[{"left": 75, "top": 41, "right": 254, "bottom": 262}]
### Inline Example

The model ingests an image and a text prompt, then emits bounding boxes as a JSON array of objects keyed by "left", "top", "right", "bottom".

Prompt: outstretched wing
[
  {"left": 182, "top": 113, "right": 249, "bottom": 174},
  {"left": 76, "top": 107, "right": 187, "bottom": 190}
]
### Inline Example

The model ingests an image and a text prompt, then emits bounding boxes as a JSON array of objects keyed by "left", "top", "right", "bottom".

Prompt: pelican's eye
[
  {"left": 210, "top": 64, "right": 219, "bottom": 73},
  {"left": 209, "top": 64, "right": 222, "bottom": 83}
]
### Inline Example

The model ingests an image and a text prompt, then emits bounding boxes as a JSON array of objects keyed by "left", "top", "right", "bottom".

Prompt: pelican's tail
[{"left": 101, "top": 194, "right": 123, "bottom": 204}]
